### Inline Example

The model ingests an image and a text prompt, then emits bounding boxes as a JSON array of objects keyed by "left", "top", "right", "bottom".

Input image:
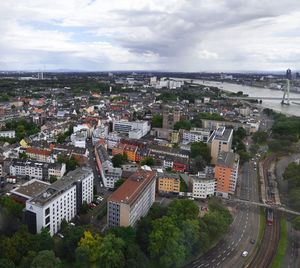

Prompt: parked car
[{"left": 242, "top": 251, "right": 248, "bottom": 257}]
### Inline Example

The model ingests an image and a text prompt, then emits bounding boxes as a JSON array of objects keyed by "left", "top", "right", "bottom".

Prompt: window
[{"left": 45, "top": 207, "right": 50, "bottom": 216}]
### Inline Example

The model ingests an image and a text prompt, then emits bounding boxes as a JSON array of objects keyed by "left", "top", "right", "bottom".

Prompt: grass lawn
[{"left": 271, "top": 217, "right": 287, "bottom": 268}]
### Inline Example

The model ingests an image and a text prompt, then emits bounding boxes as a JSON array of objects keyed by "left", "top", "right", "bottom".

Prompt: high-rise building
[
  {"left": 107, "top": 169, "right": 156, "bottom": 227},
  {"left": 208, "top": 127, "right": 233, "bottom": 164},
  {"left": 25, "top": 167, "right": 94, "bottom": 236},
  {"left": 286, "top": 69, "right": 292, "bottom": 80},
  {"left": 214, "top": 152, "right": 239, "bottom": 198},
  {"left": 37, "top": 72, "right": 44, "bottom": 80}
]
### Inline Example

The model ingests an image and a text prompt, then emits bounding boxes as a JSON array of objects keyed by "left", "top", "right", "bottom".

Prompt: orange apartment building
[
  {"left": 214, "top": 151, "right": 239, "bottom": 198},
  {"left": 112, "top": 143, "right": 138, "bottom": 162},
  {"left": 157, "top": 172, "right": 180, "bottom": 194}
]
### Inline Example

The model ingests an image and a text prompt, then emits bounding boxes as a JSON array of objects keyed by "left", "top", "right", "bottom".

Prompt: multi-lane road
[{"left": 186, "top": 161, "right": 260, "bottom": 268}]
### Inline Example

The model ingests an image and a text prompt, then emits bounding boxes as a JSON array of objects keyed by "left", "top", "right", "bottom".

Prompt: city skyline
[{"left": 1, "top": 0, "right": 300, "bottom": 71}]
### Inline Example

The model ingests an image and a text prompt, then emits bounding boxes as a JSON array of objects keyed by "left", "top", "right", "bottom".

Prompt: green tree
[
  {"left": 98, "top": 234, "right": 125, "bottom": 268},
  {"left": 0, "top": 258, "right": 15, "bottom": 268},
  {"left": 77, "top": 231, "right": 102, "bottom": 264},
  {"left": 167, "top": 199, "right": 199, "bottom": 222},
  {"left": 112, "top": 154, "right": 126, "bottom": 168},
  {"left": 148, "top": 216, "right": 186, "bottom": 268},
  {"left": 174, "top": 120, "right": 192, "bottom": 130},
  {"left": 181, "top": 219, "right": 201, "bottom": 255},
  {"left": 49, "top": 175, "right": 57, "bottom": 183},
  {"left": 0, "top": 196, "right": 23, "bottom": 218},
  {"left": 152, "top": 114, "right": 163, "bottom": 128},
  {"left": 80, "top": 201, "right": 89, "bottom": 214},
  {"left": 59, "top": 226, "right": 84, "bottom": 262},
  {"left": 109, "top": 226, "right": 148, "bottom": 268},
  {"left": 252, "top": 131, "right": 268, "bottom": 144},
  {"left": 197, "top": 112, "right": 224, "bottom": 121},
  {"left": 114, "top": 179, "right": 125, "bottom": 190},
  {"left": 190, "top": 142, "right": 211, "bottom": 162},
  {"left": 36, "top": 228, "right": 54, "bottom": 251},
  {"left": 189, "top": 155, "right": 207, "bottom": 173},
  {"left": 30, "top": 250, "right": 61, "bottom": 268},
  {"left": 19, "top": 251, "right": 37, "bottom": 268},
  {"left": 140, "top": 157, "right": 155, "bottom": 166},
  {"left": 19, "top": 152, "right": 28, "bottom": 159},
  {"left": 292, "top": 216, "right": 300, "bottom": 230}
]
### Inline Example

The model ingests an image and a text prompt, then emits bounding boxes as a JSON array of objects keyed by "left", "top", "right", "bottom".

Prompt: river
[{"left": 174, "top": 78, "right": 300, "bottom": 117}]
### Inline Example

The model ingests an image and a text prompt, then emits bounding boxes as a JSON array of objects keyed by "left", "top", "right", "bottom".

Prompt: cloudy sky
[{"left": 1, "top": 0, "right": 300, "bottom": 72}]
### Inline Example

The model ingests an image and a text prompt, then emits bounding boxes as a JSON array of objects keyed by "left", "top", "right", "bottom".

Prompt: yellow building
[
  {"left": 171, "top": 131, "right": 180, "bottom": 144},
  {"left": 157, "top": 173, "right": 180, "bottom": 193},
  {"left": 20, "top": 139, "right": 30, "bottom": 148}
]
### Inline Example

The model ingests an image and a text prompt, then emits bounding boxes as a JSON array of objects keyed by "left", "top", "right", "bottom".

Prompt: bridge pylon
[{"left": 282, "top": 69, "right": 291, "bottom": 105}]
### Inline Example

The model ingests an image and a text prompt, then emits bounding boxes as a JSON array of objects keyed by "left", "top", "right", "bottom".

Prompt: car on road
[
  {"left": 242, "top": 251, "right": 248, "bottom": 257},
  {"left": 250, "top": 239, "right": 255, "bottom": 244}
]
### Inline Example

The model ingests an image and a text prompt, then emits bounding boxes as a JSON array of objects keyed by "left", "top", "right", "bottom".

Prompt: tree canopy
[{"left": 190, "top": 142, "right": 211, "bottom": 162}]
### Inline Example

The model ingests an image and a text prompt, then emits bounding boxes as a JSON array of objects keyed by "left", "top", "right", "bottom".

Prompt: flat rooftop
[
  {"left": 216, "top": 151, "right": 239, "bottom": 168},
  {"left": 108, "top": 169, "right": 156, "bottom": 206},
  {"left": 28, "top": 167, "right": 93, "bottom": 207},
  {"left": 10, "top": 179, "right": 50, "bottom": 199}
]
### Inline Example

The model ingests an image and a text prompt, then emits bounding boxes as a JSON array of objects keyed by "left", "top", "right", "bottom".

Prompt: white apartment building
[
  {"left": 182, "top": 128, "right": 211, "bottom": 143},
  {"left": 129, "top": 129, "right": 143, "bottom": 139},
  {"left": 92, "top": 125, "right": 109, "bottom": 145},
  {"left": 113, "top": 120, "right": 150, "bottom": 138},
  {"left": 71, "top": 130, "right": 87, "bottom": 148},
  {"left": 95, "top": 145, "right": 122, "bottom": 189},
  {"left": 10, "top": 159, "right": 66, "bottom": 181},
  {"left": 191, "top": 173, "right": 215, "bottom": 199},
  {"left": 0, "top": 130, "right": 16, "bottom": 139},
  {"left": 25, "top": 167, "right": 93, "bottom": 236},
  {"left": 106, "top": 132, "right": 121, "bottom": 149}
]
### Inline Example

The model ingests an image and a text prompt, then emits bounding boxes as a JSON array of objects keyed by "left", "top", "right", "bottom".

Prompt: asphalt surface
[{"left": 187, "top": 161, "right": 260, "bottom": 268}]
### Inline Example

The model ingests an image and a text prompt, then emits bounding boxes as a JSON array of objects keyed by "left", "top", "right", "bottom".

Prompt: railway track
[
  {"left": 248, "top": 212, "right": 281, "bottom": 268},
  {"left": 246, "top": 155, "right": 281, "bottom": 268}
]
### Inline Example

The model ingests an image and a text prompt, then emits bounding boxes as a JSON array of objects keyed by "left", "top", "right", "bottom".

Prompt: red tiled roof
[
  {"left": 26, "top": 147, "right": 51, "bottom": 156},
  {"left": 108, "top": 169, "right": 156, "bottom": 205}
]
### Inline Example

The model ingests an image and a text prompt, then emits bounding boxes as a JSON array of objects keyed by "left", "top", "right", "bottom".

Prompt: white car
[
  {"left": 242, "top": 251, "right": 248, "bottom": 257},
  {"left": 97, "top": 196, "right": 104, "bottom": 202}
]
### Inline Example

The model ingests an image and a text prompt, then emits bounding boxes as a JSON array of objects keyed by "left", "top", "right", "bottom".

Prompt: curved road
[{"left": 186, "top": 161, "right": 260, "bottom": 268}]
